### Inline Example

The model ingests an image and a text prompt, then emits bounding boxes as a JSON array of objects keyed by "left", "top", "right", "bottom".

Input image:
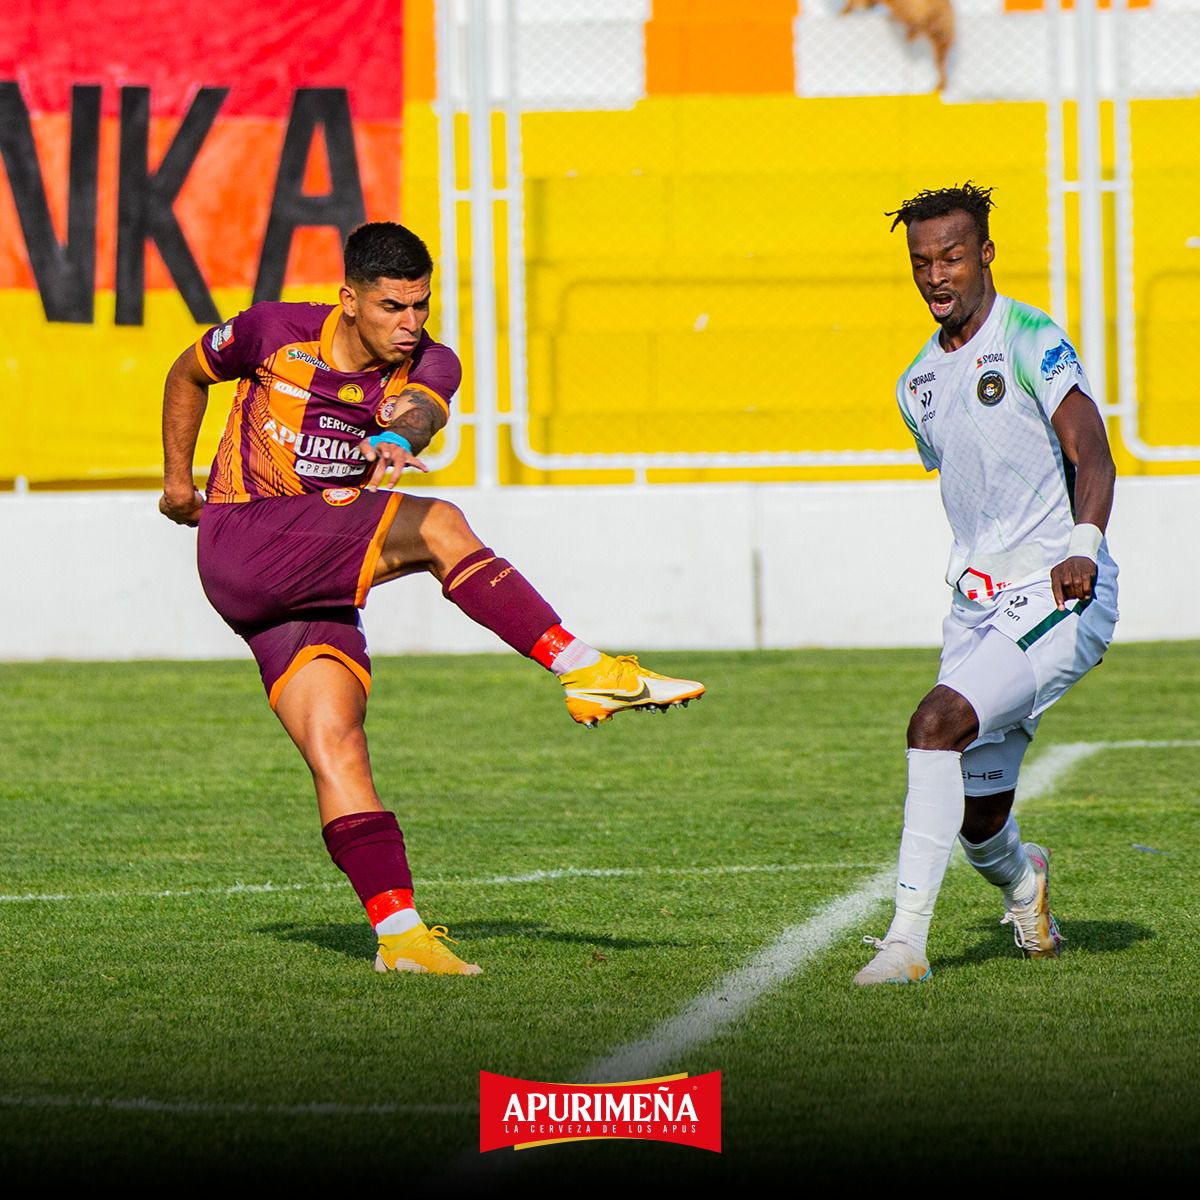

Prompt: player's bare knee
[
  {"left": 420, "top": 499, "right": 483, "bottom": 573},
  {"left": 907, "top": 686, "right": 978, "bottom": 752},
  {"left": 304, "top": 718, "right": 369, "bottom": 778}
]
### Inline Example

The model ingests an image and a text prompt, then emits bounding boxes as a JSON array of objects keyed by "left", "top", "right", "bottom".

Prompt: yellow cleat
[
  {"left": 374, "top": 923, "right": 482, "bottom": 976},
  {"left": 559, "top": 653, "right": 705, "bottom": 727}
]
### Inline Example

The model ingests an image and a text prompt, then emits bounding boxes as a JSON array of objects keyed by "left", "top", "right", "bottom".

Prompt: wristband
[
  {"left": 368, "top": 432, "right": 413, "bottom": 453},
  {"left": 1067, "top": 522, "right": 1103, "bottom": 562}
]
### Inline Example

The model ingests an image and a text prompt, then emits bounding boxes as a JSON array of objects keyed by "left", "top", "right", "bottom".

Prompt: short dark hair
[
  {"left": 885, "top": 182, "right": 996, "bottom": 243},
  {"left": 344, "top": 222, "right": 434, "bottom": 285}
]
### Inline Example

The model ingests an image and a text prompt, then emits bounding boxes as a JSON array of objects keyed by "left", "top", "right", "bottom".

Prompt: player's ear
[
  {"left": 981, "top": 239, "right": 995, "bottom": 269},
  {"left": 339, "top": 282, "right": 358, "bottom": 318}
]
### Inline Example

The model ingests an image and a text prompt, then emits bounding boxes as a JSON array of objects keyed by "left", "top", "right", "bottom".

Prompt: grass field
[{"left": 1, "top": 645, "right": 1197, "bottom": 1185}]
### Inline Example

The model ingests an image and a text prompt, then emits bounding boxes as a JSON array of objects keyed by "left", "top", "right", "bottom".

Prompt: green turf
[{"left": 0, "top": 645, "right": 1197, "bottom": 1184}]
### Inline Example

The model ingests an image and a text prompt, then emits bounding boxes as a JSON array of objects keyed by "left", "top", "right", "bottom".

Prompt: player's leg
[
  {"left": 958, "top": 740, "right": 1061, "bottom": 959},
  {"left": 856, "top": 620, "right": 1041, "bottom": 985},
  {"left": 371, "top": 495, "right": 705, "bottom": 725},
  {"left": 854, "top": 684, "right": 978, "bottom": 985},
  {"left": 262, "top": 628, "right": 481, "bottom": 976}
]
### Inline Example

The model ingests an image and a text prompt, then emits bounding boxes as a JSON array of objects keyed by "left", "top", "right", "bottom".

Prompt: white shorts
[{"left": 937, "top": 558, "right": 1119, "bottom": 748}]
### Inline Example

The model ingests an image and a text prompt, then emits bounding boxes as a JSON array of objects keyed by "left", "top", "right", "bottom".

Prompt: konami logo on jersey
[{"left": 478, "top": 1070, "right": 721, "bottom": 1154}]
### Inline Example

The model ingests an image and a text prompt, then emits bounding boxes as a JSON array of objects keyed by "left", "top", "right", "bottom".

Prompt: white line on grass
[
  {"left": 0, "top": 1095, "right": 472, "bottom": 1117},
  {"left": 583, "top": 865, "right": 896, "bottom": 1083},
  {"left": 0, "top": 862, "right": 877, "bottom": 905},
  {"left": 582, "top": 737, "right": 1192, "bottom": 1083}
]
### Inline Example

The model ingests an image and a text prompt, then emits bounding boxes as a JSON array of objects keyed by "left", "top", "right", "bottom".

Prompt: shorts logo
[
  {"left": 1040, "top": 338, "right": 1081, "bottom": 381},
  {"left": 338, "top": 384, "right": 365, "bottom": 404},
  {"left": 376, "top": 399, "right": 399, "bottom": 427},
  {"left": 210, "top": 323, "right": 234, "bottom": 352},
  {"left": 977, "top": 371, "right": 1006, "bottom": 406},
  {"left": 322, "top": 487, "right": 361, "bottom": 506}
]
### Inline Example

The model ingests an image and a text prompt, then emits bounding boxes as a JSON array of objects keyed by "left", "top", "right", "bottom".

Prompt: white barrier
[{"left": 1, "top": 478, "right": 1195, "bottom": 661}]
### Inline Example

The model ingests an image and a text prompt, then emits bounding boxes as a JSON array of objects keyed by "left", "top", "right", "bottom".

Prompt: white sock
[
  {"left": 374, "top": 907, "right": 422, "bottom": 935},
  {"left": 886, "top": 749, "right": 964, "bottom": 956},
  {"left": 961, "top": 815, "right": 1037, "bottom": 907},
  {"left": 551, "top": 639, "right": 601, "bottom": 675}
]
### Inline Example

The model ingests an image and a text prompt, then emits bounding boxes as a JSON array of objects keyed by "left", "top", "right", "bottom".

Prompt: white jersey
[{"left": 896, "top": 293, "right": 1117, "bottom": 603}]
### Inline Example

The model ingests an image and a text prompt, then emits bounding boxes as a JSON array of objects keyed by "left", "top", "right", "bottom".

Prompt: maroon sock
[
  {"left": 321, "top": 811, "right": 413, "bottom": 902},
  {"left": 442, "top": 547, "right": 560, "bottom": 656}
]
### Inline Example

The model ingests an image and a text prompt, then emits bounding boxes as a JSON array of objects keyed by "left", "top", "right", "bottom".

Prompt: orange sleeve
[{"left": 194, "top": 338, "right": 220, "bottom": 382}]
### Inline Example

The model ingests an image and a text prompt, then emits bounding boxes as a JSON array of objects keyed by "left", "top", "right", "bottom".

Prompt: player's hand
[
  {"left": 358, "top": 437, "right": 428, "bottom": 489},
  {"left": 1050, "top": 555, "right": 1096, "bottom": 611},
  {"left": 159, "top": 486, "right": 204, "bottom": 527}
]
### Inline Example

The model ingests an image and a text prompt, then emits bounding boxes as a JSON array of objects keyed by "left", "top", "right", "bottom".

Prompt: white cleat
[
  {"left": 1001, "top": 843, "right": 1063, "bottom": 959},
  {"left": 853, "top": 936, "right": 931, "bottom": 986}
]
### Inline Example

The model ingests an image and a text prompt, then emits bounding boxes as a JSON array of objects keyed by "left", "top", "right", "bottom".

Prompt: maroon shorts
[{"left": 197, "top": 488, "right": 401, "bottom": 708}]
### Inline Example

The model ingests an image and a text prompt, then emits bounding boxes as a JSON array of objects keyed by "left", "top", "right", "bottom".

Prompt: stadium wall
[{"left": 3, "top": 478, "right": 1194, "bottom": 661}]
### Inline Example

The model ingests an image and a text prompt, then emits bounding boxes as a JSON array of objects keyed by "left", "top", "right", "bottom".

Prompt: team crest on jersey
[
  {"left": 375, "top": 399, "right": 399, "bottom": 427},
  {"left": 977, "top": 370, "right": 1006, "bottom": 406},
  {"left": 322, "top": 487, "right": 361, "bottom": 506},
  {"left": 210, "top": 323, "right": 234, "bottom": 352},
  {"left": 338, "top": 384, "right": 365, "bottom": 404}
]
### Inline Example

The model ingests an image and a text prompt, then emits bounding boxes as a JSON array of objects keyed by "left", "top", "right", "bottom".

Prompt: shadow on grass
[
  {"left": 935, "top": 919, "right": 1154, "bottom": 972},
  {"left": 255, "top": 918, "right": 687, "bottom": 960}
]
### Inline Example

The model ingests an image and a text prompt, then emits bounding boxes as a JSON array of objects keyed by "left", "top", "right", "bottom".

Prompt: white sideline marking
[
  {"left": 0, "top": 862, "right": 875, "bottom": 905},
  {"left": 0, "top": 1094, "right": 471, "bottom": 1117},
  {"left": 582, "top": 738, "right": 1197, "bottom": 1083},
  {"left": 584, "top": 866, "right": 896, "bottom": 1083}
]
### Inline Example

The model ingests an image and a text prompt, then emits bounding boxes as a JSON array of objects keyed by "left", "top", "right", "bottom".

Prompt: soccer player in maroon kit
[{"left": 160, "top": 222, "right": 703, "bottom": 975}]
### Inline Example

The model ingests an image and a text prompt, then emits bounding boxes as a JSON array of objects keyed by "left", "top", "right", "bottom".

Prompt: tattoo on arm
[{"left": 387, "top": 388, "right": 448, "bottom": 455}]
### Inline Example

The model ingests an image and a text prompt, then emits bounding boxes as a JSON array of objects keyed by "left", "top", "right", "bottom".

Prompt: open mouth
[{"left": 929, "top": 294, "right": 955, "bottom": 320}]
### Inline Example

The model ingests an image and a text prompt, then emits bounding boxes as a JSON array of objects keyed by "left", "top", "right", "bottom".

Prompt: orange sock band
[{"left": 365, "top": 888, "right": 415, "bottom": 927}]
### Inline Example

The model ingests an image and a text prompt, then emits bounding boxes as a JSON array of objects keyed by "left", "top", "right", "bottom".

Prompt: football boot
[
  {"left": 375, "top": 923, "right": 482, "bottom": 975},
  {"left": 853, "top": 936, "right": 932, "bottom": 986},
  {"left": 1000, "top": 843, "right": 1063, "bottom": 959},
  {"left": 560, "top": 653, "right": 704, "bottom": 727}
]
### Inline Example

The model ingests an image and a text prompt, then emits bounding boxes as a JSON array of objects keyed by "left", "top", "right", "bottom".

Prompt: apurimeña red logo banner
[{"left": 479, "top": 1070, "right": 721, "bottom": 1153}]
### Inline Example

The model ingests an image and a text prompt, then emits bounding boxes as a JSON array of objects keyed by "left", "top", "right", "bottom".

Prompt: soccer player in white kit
[{"left": 855, "top": 183, "right": 1119, "bottom": 985}]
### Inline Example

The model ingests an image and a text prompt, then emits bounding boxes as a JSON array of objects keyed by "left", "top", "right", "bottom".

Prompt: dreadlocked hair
[{"left": 885, "top": 182, "right": 996, "bottom": 242}]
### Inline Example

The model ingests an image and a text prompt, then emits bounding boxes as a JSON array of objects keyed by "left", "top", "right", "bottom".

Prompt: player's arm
[
  {"left": 159, "top": 345, "right": 214, "bottom": 527},
  {"left": 1049, "top": 385, "right": 1116, "bottom": 611},
  {"left": 359, "top": 386, "right": 449, "bottom": 490}
]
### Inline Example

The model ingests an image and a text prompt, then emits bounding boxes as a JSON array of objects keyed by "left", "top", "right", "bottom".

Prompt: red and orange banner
[
  {"left": 479, "top": 1070, "right": 722, "bottom": 1154},
  {"left": 0, "top": 0, "right": 406, "bottom": 482}
]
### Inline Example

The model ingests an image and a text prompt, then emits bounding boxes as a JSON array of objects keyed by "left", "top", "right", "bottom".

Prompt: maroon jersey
[{"left": 195, "top": 302, "right": 461, "bottom": 503}]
